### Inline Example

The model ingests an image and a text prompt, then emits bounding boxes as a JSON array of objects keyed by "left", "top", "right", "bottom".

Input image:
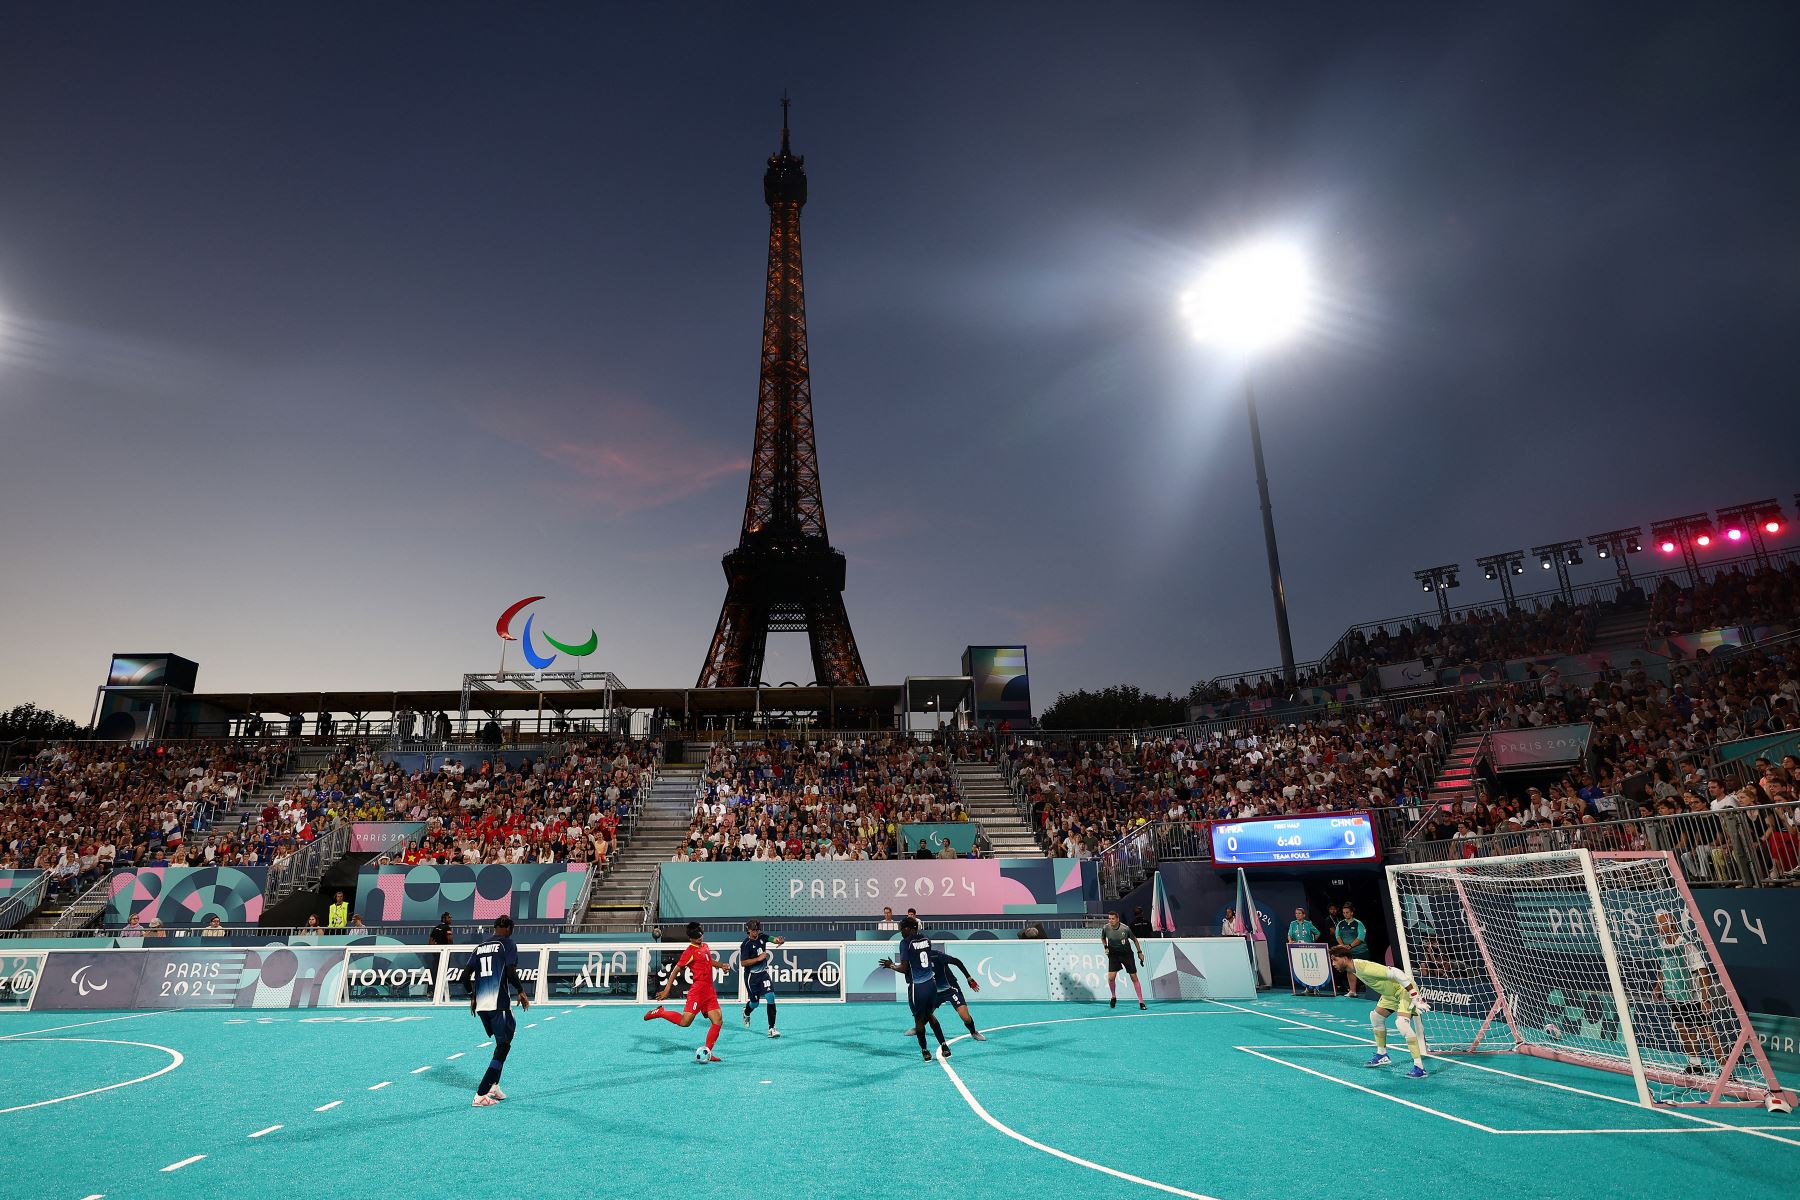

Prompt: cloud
[
  {"left": 992, "top": 604, "right": 1093, "bottom": 651},
  {"left": 482, "top": 395, "right": 748, "bottom": 515}
]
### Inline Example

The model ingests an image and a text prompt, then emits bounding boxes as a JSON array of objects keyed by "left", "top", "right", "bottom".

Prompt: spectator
[
  {"left": 1335, "top": 904, "right": 1367, "bottom": 995},
  {"left": 202, "top": 915, "right": 225, "bottom": 938}
]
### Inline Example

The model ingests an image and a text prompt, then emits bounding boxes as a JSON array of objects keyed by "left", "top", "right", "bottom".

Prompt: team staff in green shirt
[
  {"left": 1334, "top": 902, "right": 1368, "bottom": 996},
  {"left": 1286, "top": 906, "right": 1325, "bottom": 996}
]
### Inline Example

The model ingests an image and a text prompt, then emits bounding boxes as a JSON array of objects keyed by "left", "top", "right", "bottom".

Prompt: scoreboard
[{"left": 1210, "top": 812, "right": 1378, "bottom": 866}]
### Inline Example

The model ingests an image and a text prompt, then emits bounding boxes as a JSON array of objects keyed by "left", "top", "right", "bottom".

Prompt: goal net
[{"left": 1387, "top": 849, "right": 1793, "bottom": 1109}]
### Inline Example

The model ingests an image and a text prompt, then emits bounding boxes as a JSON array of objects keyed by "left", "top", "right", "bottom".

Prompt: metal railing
[
  {"left": 564, "top": 865, "right": 597, "bottom": 933},
  {"left": 266, "top": 821, "right": 352, "bottom": 904},
  {"left": 1093, "top": 822, "right": 1213, "bottom": 900},
  {"left": 1401, "top": 799, "right": 1800, "bottom": 887},
  {"left": 0, "top": 871, "right": 48, "bottom": 932},
  {"left": 49, "top": 875, "right": 113, "bottom": 932}
]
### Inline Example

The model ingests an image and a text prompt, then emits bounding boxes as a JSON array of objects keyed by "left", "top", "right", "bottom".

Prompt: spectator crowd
[{"left": 677, "top": 734, "right": 975, "bottom": 862}]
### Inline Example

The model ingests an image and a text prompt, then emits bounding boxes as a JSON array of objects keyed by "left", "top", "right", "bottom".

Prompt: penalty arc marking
[
  {"left": 936, "top": 1011, "right": 1228, "bottom": 1200},
  {"left": 0, "top": 1037, "right": 184, "bottom": 1114}
]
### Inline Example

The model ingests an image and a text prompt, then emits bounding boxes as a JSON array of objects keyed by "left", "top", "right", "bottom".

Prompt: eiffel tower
[{"left": 696, "top": 98, "right": 869, "bottom": 688}]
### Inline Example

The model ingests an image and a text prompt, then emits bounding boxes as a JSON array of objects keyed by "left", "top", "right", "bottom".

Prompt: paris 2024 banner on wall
[{"left": 658, "top": 859, "right": 1093, "bottom": 921}]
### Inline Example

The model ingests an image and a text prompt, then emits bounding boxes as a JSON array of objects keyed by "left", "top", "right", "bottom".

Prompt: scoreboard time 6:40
[{"left": 1209, "top": 812, "right": 1378, "bottom": 866}]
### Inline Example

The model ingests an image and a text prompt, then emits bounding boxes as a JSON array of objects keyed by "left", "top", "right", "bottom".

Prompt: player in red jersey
[{"left": 644, "top": 921, "right": 729, "bottom": 1062}]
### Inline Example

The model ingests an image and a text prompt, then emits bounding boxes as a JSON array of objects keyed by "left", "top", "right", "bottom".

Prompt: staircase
[
  {"left": 211, "top": 745, "right": 345, "bottom": 834},
  {"left": 1418, "top": 733, "right": 1485, "bottom": 828},
  {"left": 1589, "top": 606, "right": 1650, "bottom": 654},
  {"left": 580, "top": 763, "right": 703, "bottom": 932},
  {"left": 16, "top": 874, "right": 111, "bottom": 933},
  {"left": 951, "top": 762, "right": 1043, "bottom": 858}
]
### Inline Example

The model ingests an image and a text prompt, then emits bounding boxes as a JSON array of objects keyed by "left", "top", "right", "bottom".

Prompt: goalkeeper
[{"left": 1328, "top": 946, "right": 1430, "bottom": 1078}]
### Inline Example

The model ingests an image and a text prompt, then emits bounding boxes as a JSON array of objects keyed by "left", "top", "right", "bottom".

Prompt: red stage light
[
  {"left": 1660, "top": 540, "right": 1676, "bottom": 553},
  {"left": 1695, "top": 533, "right": 1712, "bottom": 547},
  {"left": 1726, "top": 527, "right": 1744, "bottom": 542},
  {"left": 1766, "top": 520, "right": 1783, "bottom": 535}
]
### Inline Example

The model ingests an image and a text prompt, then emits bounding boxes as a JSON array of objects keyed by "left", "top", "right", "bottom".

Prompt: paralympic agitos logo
[{"left": 496, "top": 596, "right": 599, "bottom": 670}]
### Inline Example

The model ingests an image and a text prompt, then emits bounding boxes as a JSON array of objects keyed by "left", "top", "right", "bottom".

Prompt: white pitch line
[
  {"left": 248, "top": 1125, "right": 282, "bottom": 1138},
  {"left": 937, "top": 1010, "right": 1227, "bottom": 1199},
  {"left": 314, "top": 1100, "right": 342, "bottom": 1112},
  {"left": 0, "top": 1011, "right": 162, "bottom": 1042},
  {"left": 160, "top": 1155, "right": 205, "bottom": 1173},
  {"left": 368, "top": 1081, "right": 392, "bottom": 1091},
  {"left": 1204, "top": 999, "right": 1800, "bottom": 1150},
  {"left": 411, "top": 1066, "right": 432, "bottom": 1074},
  {"left": 526, "top": 1023, "right": 538, "bottom": 1029},
  {"left": 1237, "top": 1047, "right": 1500, "bottom": 1134},
  {"left": 447, "top": 1053, "right": 464, "bottom": 1061},
  {"left": 79, "top": 1194, "right": 104, "bottom": 1199},
  {"left": 479, "top": 1041, "right": 492, "bottom": 1048},
  {"left": 0, "top": 1037, "right": 185, "bottom": 1114}
]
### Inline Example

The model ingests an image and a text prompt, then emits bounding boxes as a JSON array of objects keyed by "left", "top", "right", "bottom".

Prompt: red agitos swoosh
[{"left": 495, "top": 596, "right": 545, "bottom": 641}]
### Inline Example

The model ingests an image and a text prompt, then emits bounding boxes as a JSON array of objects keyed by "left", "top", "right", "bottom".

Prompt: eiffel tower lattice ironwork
[{"left": 697, "top": 98, "right": 869, "bottom": 689}]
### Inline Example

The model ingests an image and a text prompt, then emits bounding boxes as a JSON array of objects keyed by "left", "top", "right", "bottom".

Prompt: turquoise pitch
[{"left": 1, "top": 997, "right": 1794, "bottom": 1200}]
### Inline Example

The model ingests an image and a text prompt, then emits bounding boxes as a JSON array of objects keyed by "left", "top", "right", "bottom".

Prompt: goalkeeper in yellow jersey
[{"left": 1328, "top": 946, "right": 1431, "bottom": 1078}]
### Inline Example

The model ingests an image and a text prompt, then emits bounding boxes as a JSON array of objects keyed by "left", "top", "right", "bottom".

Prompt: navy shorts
[
  {"left": 939, "top": 983, "right": 967, "bottom": 1010},
  {"left": 908, "top": 982, "right": 942, "bottom": 1020},
  {"left": 478, "top": 1008, "right": 516, "bottom": 1043},
  {"left": 747, "top": 972, "right": 775, "bottom": 1002}
]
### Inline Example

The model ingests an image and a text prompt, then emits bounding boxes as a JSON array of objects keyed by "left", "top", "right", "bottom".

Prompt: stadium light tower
[
  {"left": 1529, "top": 539, "right": 1584, "bottom": 604},
  {"left": 1475, "top": 551, "right": 1525, "bottom": 612},
  {"left": 1586, "top": 526, "right": 1644, "bottom": 592},
  {"left": 1650, "top": 512, "right": 1712, "bottom": 588},
  {"left": 1413, "top": 564, "right": 1460, "bottom": 625},
  {"left": 1180, "top": 238, "right": 1313, "bottom": 689},
  {"left": 1714, "top": 500, "right": 1785, "bottom": 570}
]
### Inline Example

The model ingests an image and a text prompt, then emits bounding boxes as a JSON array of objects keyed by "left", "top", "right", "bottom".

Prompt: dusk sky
[{"left": 3, "top": 3, "right": 1798, "bottom": 722}]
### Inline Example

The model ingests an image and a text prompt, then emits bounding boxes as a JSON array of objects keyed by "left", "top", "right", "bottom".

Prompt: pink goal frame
[{"left": 1407, "top": 849, "right": 1795, "bottom": 1109}]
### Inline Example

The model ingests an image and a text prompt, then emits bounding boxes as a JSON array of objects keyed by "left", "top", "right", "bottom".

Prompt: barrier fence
[
  {"left": 1402, "top": 799, "right": 1800, "bottom": 888},
  {"left": 0, "top": 936, "right": 1256, "bottom": 1012}
]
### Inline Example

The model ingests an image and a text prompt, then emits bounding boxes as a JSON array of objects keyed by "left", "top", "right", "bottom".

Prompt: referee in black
[{"left": 1100, "top": 911, "right": 1146, "bottom": 1009}]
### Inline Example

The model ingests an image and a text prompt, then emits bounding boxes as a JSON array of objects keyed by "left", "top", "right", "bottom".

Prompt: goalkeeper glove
[{"left": 1410, "top": 990, "right": 1431, "bottom": 1013}]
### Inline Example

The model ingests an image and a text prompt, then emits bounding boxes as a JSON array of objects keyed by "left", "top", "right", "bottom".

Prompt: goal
[{"left": 1387, "top": 849, "right": 1794, "bottom": 1110}]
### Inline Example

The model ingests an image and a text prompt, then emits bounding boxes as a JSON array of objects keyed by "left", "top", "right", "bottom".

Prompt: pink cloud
[
  {"left": 993, "top": 604, "right": 1093, "bottom": 651},
  {"left": 478, "top": 395, "right": 748, "bottom": 515}
]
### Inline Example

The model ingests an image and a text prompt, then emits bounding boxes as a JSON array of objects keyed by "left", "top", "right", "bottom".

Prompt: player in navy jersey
[
  {"left": 465, "top": 914, "right": 530, "bottom": 1107},
  {"left": 905, "top": 947, "right": 985, "bottom": 1042},
  {"left": 737, "top": 919, "right": 788, "bottom": 1038},
  {"left": 879, "top": 916, "right": 952, "bottom": 1061}
]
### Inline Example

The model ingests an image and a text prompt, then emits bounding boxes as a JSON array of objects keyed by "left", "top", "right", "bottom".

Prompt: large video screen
[
  {"left": 1210, "top": 812, "right": 1378, "bottom": 866},
  {"left": 105, "top": 654, "right": 199, "bottom": 692},
  {"left": 962, "top": 645, "right": 1031, "bottom": 724}
]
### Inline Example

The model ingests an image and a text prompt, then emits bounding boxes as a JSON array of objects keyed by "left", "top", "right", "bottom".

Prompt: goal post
[{"left": 1387, "top": 848, "right": 1795, "bottom": 1110}]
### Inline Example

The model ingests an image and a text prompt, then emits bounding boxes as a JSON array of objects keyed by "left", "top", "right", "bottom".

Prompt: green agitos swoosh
[{"left": 542, "top": 628, "right": 598, "bottom": 656}]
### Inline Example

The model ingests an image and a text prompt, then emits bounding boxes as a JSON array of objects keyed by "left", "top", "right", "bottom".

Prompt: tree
[
  {"left": 0, "top": 703, "right": 83, "bottom": 742},
  {"left": 1037, "top": 686, "right": 1188, "bottom": 731}
]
